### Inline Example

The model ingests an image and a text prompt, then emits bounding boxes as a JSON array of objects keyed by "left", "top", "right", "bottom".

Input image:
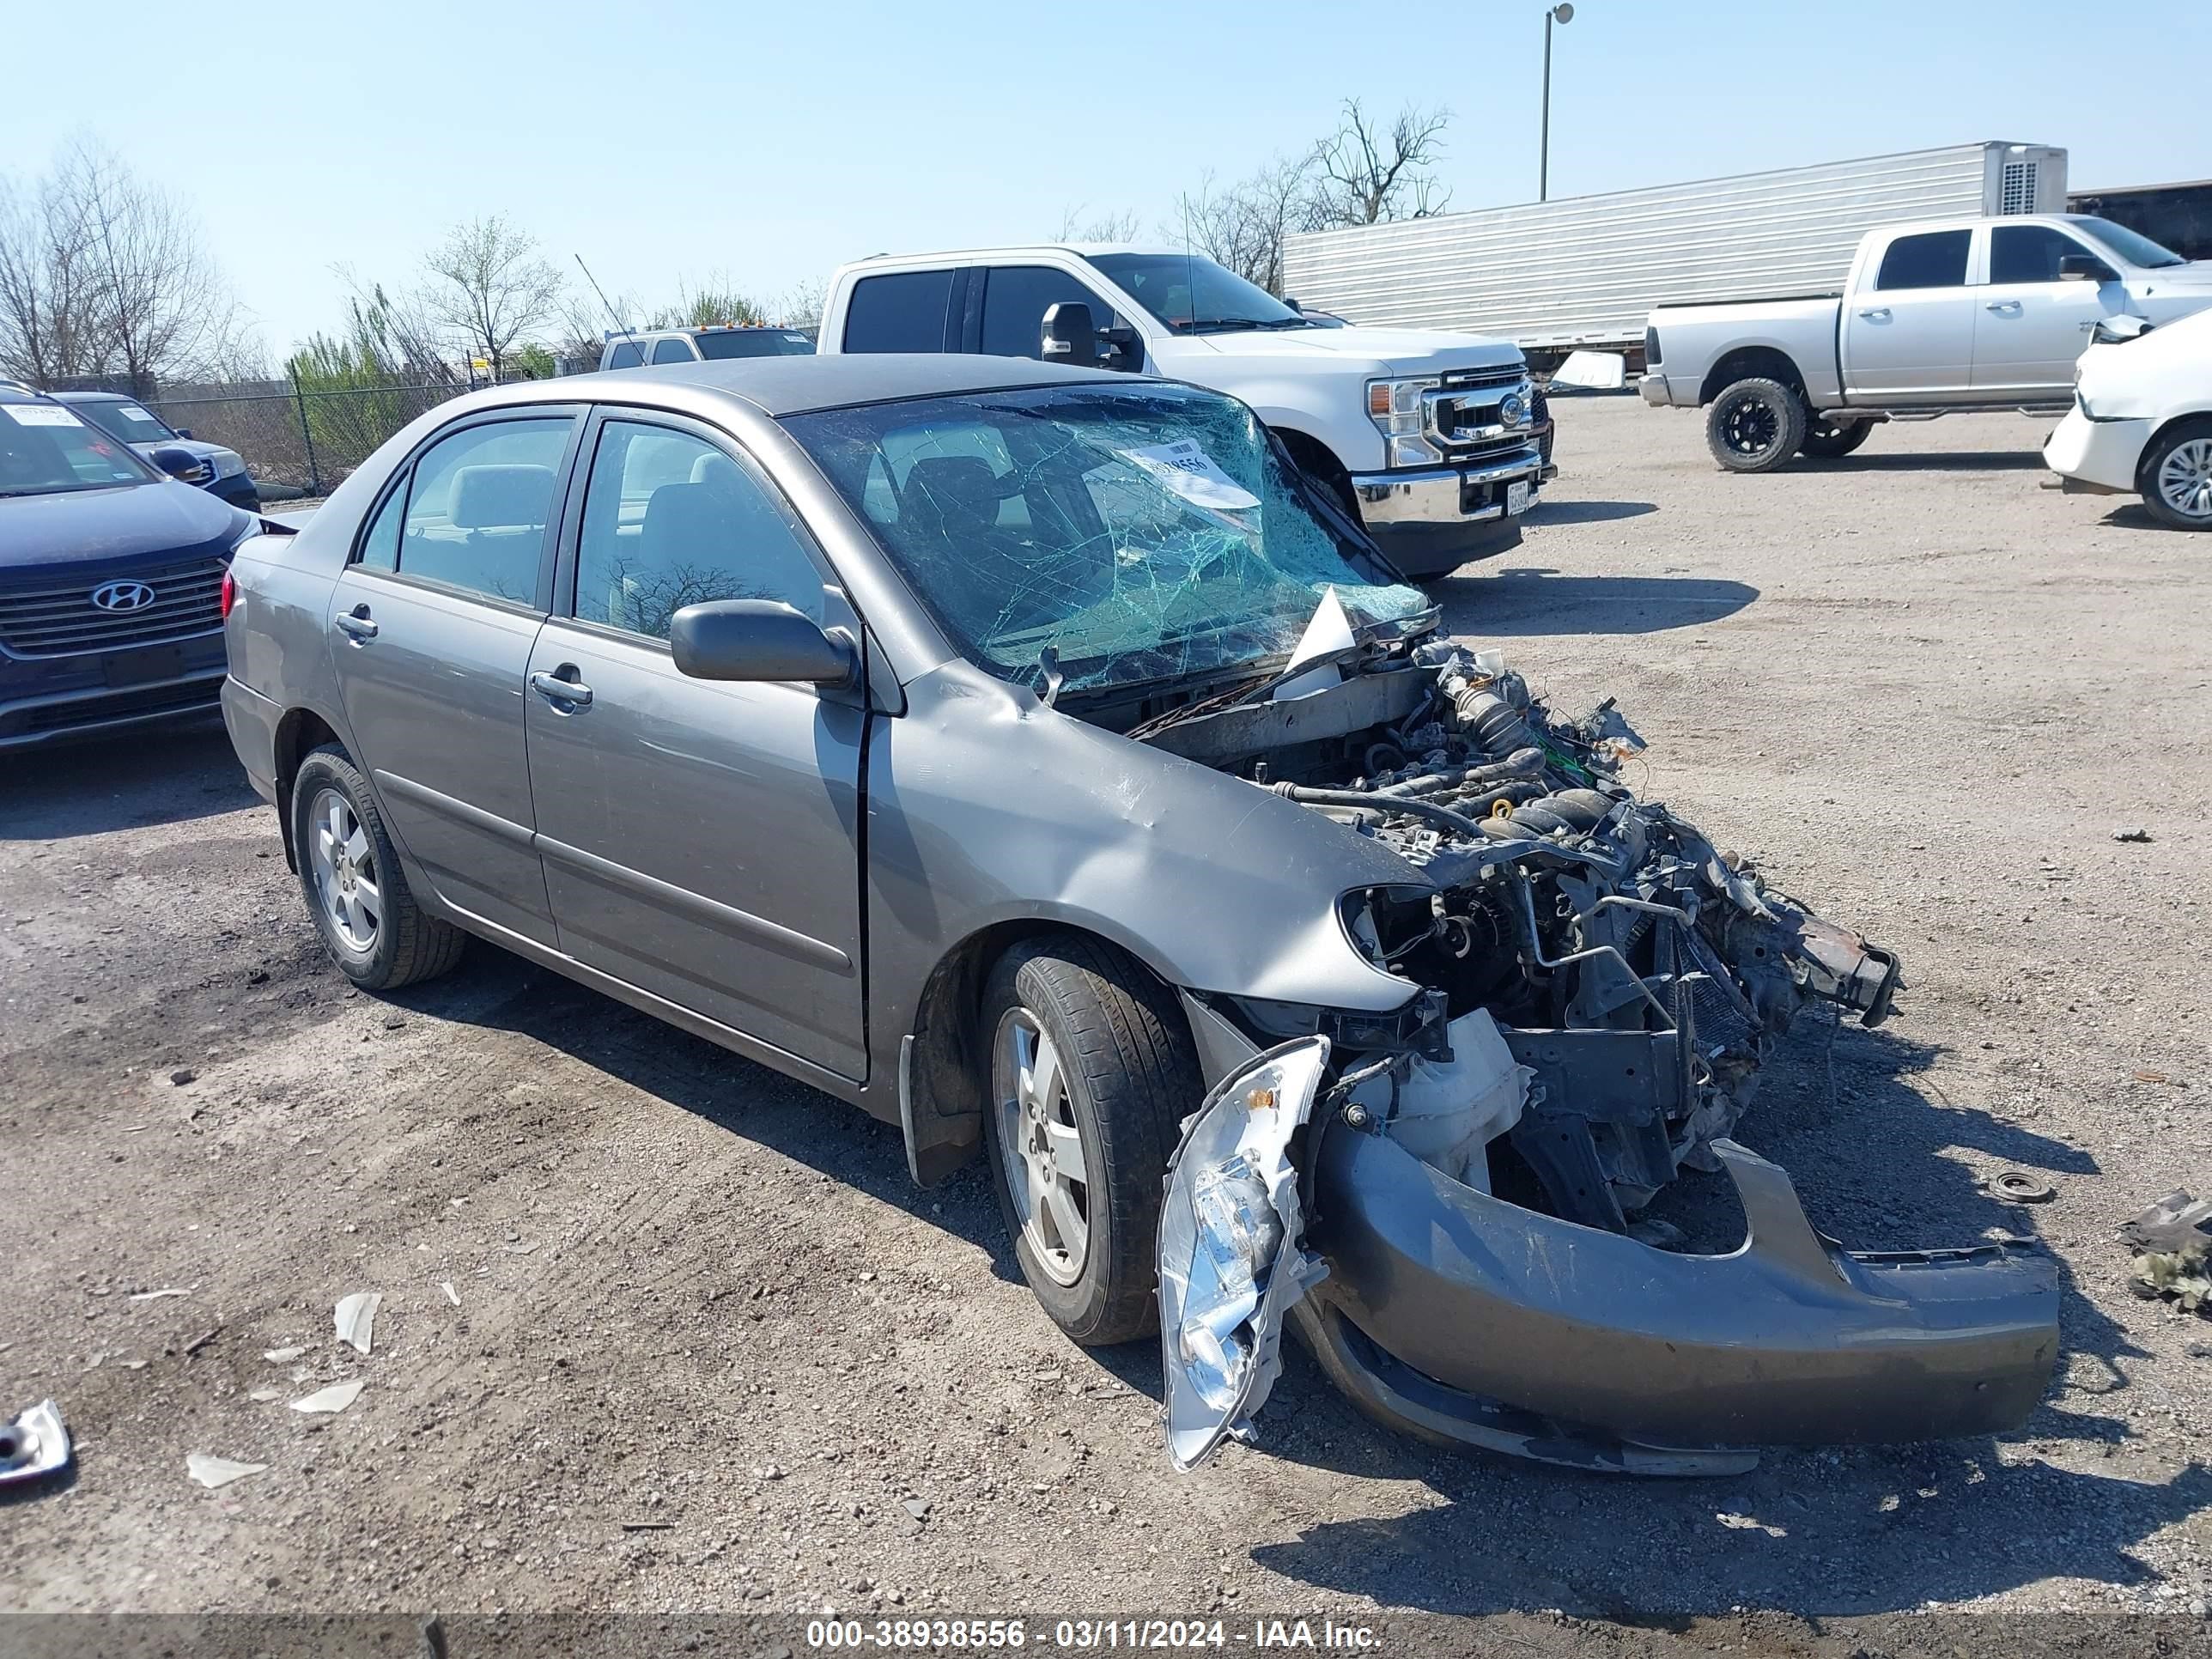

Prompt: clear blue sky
[{"left": 10, "top": 0, "right": 2209, "bottom": 361}]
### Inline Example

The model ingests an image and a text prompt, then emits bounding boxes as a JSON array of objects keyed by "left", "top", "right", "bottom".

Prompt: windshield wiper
[{"left": 1184, "top": 318, "right": 1278, "bottom": 335}]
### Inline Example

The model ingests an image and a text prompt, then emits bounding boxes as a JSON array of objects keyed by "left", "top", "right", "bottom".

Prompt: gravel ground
[{"left": 4, "top": 397, "right": 2209, "bottom": 1649}]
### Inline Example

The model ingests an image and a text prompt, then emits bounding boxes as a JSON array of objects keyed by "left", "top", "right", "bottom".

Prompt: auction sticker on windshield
[
  {"left": 1121, "top": 438, "right": 1261, "bottom": 512},
  {"left": 3, "top": 404, "right": 84, "bottom": 427}
]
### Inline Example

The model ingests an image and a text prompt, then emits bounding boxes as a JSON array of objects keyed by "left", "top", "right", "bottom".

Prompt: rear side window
[
  {"left": 1989, "top": 225, "right": 2094, "bottom": 284},
  {"left": 651, "top": 337, "right": 697, "bottom": 364},
  {"left": 605, "top": 341, "right": 645, "bottom": 369},
  {"left": 842, "top": 270, "right": 954, "bottom": 353},
  {"left": 392, "top": 417, "right": 574, "bottom": 605},
  {"left": 1875, "top": 230, "right": 1971, "bottom": 291},
  {"left": 979, "top": 266, "right": 1117, "bottom": 360}
]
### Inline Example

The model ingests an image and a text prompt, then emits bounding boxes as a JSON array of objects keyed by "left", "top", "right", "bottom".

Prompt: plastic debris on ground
[
  {"left": 333, "top": 1291, "right": 381, "bottom": 1355},
  {"left": 440, "top": 1281, "right": 460, "bottom": 1307},
  {"left": 262, "top": 1346, "right": 306, "bottom": 1364},
  {"left": 2122, "top": 1190, "right": 2212, "bottom": 1313},
  {"left": 289, "top": 1380, "right": 365, "bottom": 1415},
  {"left": 0, "top": 1400, "right": 72, "bottom": 1488},
  {"left": 187, "top": 1453, "right": 267, "bottom": 1489}
]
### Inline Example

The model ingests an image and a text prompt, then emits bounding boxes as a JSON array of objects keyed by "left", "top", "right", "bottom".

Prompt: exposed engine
[{"left": 1132, "top": 637, "right": 1903, "bottom": 1232}]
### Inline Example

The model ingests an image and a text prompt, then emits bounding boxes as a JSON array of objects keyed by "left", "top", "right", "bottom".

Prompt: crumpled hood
[
  {"left": 0, "top": 479, "right": 248, "bottom": 576},
  {"left": 1191, "top": 324, "right": 1524, "bottom": 378}
]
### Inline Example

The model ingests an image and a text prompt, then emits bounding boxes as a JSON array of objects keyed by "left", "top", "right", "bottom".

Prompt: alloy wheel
[
  {"left": 1721, "top": 395, "right": 1780, "bottom": 459},
  {"left": 992, "top": 1006, "right": 1091, "bottom": 1287},
  {"left": 307, "top": 787, "right": 381, "bottom": 953},
  {"left": 2156, "top": 437, "right": 2212, "bottom": 522}
]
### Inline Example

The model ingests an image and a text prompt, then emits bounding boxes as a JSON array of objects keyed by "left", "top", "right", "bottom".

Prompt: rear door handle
[
  {"left": 531, "top": 669, "right": 592, "bottom": 708},
  {"left": 1985, "top": 301, "right": 2022, "bottom": 313},
  {"left": 334, "top": 606, "right": 378, "bottom": 641},
  {"left": 1856, "top": 307, "right": 1891, "bottom": 321}
]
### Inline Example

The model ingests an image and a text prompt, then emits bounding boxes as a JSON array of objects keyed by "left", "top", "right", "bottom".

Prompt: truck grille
[
  {"left": 0, "top": 559, "right": 227, "bottom": 659},
  {"left": 1437, "top": 365, "right": 1525, "bottom": 392}
]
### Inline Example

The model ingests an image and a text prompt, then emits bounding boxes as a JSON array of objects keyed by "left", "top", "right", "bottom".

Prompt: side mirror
[
  {"left": 1041, "top": 301, "right": 1097, "bottom": 367},
  {"left": 174, "top": 427, "right": 194, "bottom": 440},
  {"left": 2060, "top": 254, "right": 2118, "bottom": 283},
  {"left": 149, "top": 444, "right": 204, "bottom": 482},
  {"left": 1283, "top": 296, "right": 1304, "bottom": 313},
  {"left": 670, "top": 599, "right": 857, "bottom": 687},
  {"left": 2093, "top": 313, "right": 2150, "bottom": 345},
  {"left": 1099, "top": 323, "right": 1144, "bottom": 373}
]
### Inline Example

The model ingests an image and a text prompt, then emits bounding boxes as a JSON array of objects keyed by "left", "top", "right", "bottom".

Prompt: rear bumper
[
  {"left": 1304, "top": 1124, "right": 2057, "bottom": 1463},
  {"left": 1639, "top": 372, "right": 1682, "bottom": 408},
  {"left": 1352, "top": 448, "right": 1543, "bottom": 580},
  {"left": 2044, "top": 407, "right": 2148, "bottom": 495},
  {"left": 221, "top": 674, "right": 283, "bottom": 805}
]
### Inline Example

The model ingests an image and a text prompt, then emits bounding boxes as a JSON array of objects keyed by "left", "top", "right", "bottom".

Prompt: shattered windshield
[{"left": 782, "top": 382, "right": 1429, "bottom": 695}]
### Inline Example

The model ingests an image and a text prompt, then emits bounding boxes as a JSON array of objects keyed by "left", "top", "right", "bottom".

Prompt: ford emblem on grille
[
  {"left": 90, "top": 580, "right": 157, "bottom": 612},
  {"left": 1498, "top": 392, "right": 1528, "bottom": 428}
]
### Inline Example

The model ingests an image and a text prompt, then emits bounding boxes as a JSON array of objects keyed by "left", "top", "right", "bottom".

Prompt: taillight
[{"left": 220, "top": 568, "right": 236, "bottom": 619}]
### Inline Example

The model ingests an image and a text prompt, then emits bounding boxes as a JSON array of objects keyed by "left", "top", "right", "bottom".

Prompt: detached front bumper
[
  {"left": 1351, "top": 448, "right": 1544, "bottom": 580},
  {"left": 1302, "top": 1123, "right": 2057, "bottom": 1466},
  {"left": 2044, "top": 406, "right": 2149, "bottom": 495}
]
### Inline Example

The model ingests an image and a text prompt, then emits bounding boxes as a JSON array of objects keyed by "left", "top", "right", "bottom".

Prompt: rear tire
[
  {"left": 290, "top": 744, "right": 465, "bottom": 991},
  {"left": 2139, "top": 420, "right": 2212, "bottom": 531},
  {"left": 1799, "top": 417, "right": 1872, "bottom": 459},
  {"left": 980, "top": 935, "right": 1200, "bottom": 1346},
  {"left": 1705, "top": 377, "right": 1807, "bottom": 473}
]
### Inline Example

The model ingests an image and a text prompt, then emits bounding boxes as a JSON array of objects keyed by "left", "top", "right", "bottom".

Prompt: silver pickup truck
[{"left": 1641, "top": 214, "right": 2212, "bottom": 471}]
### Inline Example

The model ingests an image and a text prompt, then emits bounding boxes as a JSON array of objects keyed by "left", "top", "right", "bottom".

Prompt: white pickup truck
[
  {"left": 816, "top": 246, "right": 1551, "bottom": 579},
  {"left": 1640, "top": 215, "right": 2212, "bottom": 471}
]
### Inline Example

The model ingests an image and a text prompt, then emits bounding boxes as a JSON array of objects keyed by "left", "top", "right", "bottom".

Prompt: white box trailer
[{"left": 1281, "top": 143, "right": 2068, "bottom": 367}]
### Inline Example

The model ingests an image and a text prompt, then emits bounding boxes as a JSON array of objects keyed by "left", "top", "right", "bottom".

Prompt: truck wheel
[
  {"left": 980, "top": 934, "right": 1200, "bottom": 1346},
  {"left": 1705, "top": 378, "right": 1807, "bottom": 473},
  {"left": 291, "top": 744, "right": 466, "bottom": 991},
  {"left": 1800, "top": 417, "right": 1872, "bottom": 459},
  {"left": 2140, "top": 421, "right": 2212, "bottom": 531}
]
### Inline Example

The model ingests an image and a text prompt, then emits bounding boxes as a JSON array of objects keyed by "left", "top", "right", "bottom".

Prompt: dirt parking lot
[{"left": 4, "top": 396, "right": 2209, "bottom": 1651}]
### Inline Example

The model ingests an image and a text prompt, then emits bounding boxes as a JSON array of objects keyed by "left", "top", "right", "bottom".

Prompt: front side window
[
  {"left": 784, "top": 381, "right": 1428, "bottom": 696},
  {"left": 842, "top": 270, "right": 954, "bottom": 353},
  {"left": 1875, "top": 230, "right": 1972, "bottom": 291},
  {"left": 573, "top": 420, "right": 825, "bottom": 640},
  {"left": 0, "top": 402, "right": 157, "bottom": 495},
  {"left": 1989, "top": 225, "right": 2098, "bottom": 285},
  {"left": 650, "top": 337, "right": 697, "bottom": 365},
  {"left": 980, "top": 266, "right": 1118, "bottom": 360},
  {"left": 394, "top": 416, "right": 573, "bottom": 604}
]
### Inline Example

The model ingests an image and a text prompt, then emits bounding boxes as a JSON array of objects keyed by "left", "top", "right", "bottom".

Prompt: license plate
[{"left": 1505, "top": 480, "right": 1532, "bottom": 516}]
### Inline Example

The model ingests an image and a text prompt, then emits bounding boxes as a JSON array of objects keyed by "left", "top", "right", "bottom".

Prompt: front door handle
[
  {"left": 531, "top": 669, "right": 592, "bottom": 708},
  {"left": 1857, "top": 307, "right": 1891, "bottom": 321},
  {"left": 1984, "top": 300, "right": 2022, "bottom": 313},
  {"left": 334, "top": 606, "right": 378, "bottom": 641}
]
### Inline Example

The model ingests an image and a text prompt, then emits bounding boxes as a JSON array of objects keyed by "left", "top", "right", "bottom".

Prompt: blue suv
[
  {"left": 54, "top": 389, "right": 260, "bottom": 510},
  {"left": 1, "top": 381, "right": 268, "bottom": 750}
]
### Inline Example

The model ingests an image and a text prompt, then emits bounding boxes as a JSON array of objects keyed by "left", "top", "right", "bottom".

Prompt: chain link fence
[{"left": 144, "top": 374, "right": 471, "bottom": 499}]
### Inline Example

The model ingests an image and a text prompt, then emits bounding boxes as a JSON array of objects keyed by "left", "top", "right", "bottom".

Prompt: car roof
[
  {"left": 844, "top": 244, "right": 1187, "bottom": 267},
  {"left": 0, "top": 380, "right": 52, "bottom": 404},
  {"left": 490, "top": 354, "right": 1129, "bottom": 419},
  {"left": 48, "top": 389, "right": 131, "bottom": 404}
]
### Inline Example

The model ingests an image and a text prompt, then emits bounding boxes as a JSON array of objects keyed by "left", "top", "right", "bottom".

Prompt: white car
[{"left": 2045, "top": 306, "right": 2212, "bottom": 530}]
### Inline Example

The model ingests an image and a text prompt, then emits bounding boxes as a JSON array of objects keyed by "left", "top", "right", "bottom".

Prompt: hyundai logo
[
  {"left": 90, "top": 580, "right": 157, "bottom": 612},
  {"left": 1497, "top": 392, "right": 1528, "bottom": 428}
]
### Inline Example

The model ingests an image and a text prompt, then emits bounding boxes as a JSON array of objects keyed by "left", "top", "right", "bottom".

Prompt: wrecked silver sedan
[{"left": 217, "top": 355, "right": 2057, "bottom": 1477}]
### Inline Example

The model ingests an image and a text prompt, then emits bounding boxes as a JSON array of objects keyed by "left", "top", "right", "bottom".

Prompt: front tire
[
  {"left": 1705, "top": 377, "right": 1808, "bottom": 473},
  {"left": 290, "top": 744, "right": 465, "bottom": 991},
  {"left": 1800, "top": 416, "right": 1872, "bottom": 459},
  {"left": 980, "top": 935, "right": 1200, "bottom": 1346},
  {"left": 2141, "top": 421, "right": 2212, "bottom": 531}
]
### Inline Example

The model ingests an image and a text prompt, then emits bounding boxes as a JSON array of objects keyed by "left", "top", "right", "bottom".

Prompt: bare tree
[
  {"left": 772, "top": 276, "right": 827, "bottom": 331},
  {"left": 649, "top": 276, "right": 767, "bottom": 330},
  {"left": 1054, "top": 204, "right": 1145, "bottom": 243},
  {"left": 1309, "top": 99, "right": 1452, "bottom": 228},
  {"left": 0, "top": 141, "right": 252, "bottom": 393},
  {"left": 419, "top": 216, "right": 566, "bottom": 383},
  {"left": 1169, "top": 153, "right": 1323, "bottom": 295}
]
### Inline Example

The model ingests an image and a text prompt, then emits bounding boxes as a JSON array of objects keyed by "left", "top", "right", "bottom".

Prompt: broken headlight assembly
[{"left": 1158, "top": 1037, "right": 1332, "bottom": 1472}]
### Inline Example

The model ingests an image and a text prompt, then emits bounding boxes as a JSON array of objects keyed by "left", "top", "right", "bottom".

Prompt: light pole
[{"left": 1540, "top": 3, "right": 1574, "bottom": 202}]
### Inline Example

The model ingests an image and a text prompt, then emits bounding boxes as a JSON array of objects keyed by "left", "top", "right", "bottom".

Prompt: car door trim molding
[
  {"left": 535, "top": 832, "right": 854, "bottom": 975},
  {"left": 372, "top": 769, "right": 536, "bottom": 851}
]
